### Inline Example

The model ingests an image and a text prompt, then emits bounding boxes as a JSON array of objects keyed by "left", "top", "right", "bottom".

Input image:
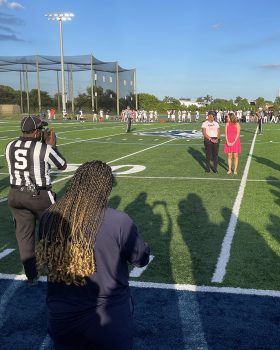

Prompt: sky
[{"left": 1, "top": 0, "right": 280, "bottom": 101}]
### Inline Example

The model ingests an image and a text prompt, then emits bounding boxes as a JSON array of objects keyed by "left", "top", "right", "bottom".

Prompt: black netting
[{"left": 0, "top": 55, "right": 136, "bottom": 115}]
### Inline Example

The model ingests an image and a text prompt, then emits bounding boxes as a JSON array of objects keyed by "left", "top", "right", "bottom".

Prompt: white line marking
[
  {"left": 128, "top": 281, "right": 280, "bottom": 298},
  {"left": 0, "top": 249, "right": 15, "bottom": 259},
  {"left": 211, "top": 126, "right": 259, "bottom": 283},
  {"left": 129, "top": 256, "right": 154, "bottom": 277},
  {"left": 107, "top": 138, "right": 175, "bottom": 164},
  {"left": 58, "top": 132, "right": 125, "bottom": 146},
  {"left": 0, "top": 273, "right": 280, "bottom": 298}
]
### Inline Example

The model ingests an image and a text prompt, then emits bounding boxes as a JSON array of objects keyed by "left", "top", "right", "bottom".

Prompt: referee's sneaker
[{"left": 5, "top": 115, "right": 67, "bottom": 284}]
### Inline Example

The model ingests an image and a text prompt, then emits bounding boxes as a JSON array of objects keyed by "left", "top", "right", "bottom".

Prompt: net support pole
[
  {"left": 25, "top": 64, "right": 30, "bottom": 115},
  {"left": 134, "top": 69, "right": 138, "bottom": 110},
  {"left": 57, "top": 71, "right": 61, "bottom": 112},
  {"left": 19, "top": 70, "right": 23, "bottom": 113},
  {"left": 91, "top": 54, "right": 95, "bottom": 111},
  {"left": 70, "top": 64, "right": 74, "bottom": 115},
  {"left": 36, "top": 56, "right": 41, "bottom": 113},
  {"left": 116, "top": 62, "right": 120, "bottom": 116}
]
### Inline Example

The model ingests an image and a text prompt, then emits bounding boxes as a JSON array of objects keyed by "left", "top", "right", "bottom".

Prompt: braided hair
[{"left": 36, "top": 160, "right": 113, "bottom": 285}]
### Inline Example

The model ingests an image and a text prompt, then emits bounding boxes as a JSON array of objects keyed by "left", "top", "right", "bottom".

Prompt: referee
[{"left": 5, "top": 115, "right": 67, "bottom": 285}]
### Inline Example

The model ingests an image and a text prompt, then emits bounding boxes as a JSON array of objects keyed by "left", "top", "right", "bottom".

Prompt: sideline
[
  {"left": 211, "top": 126, "right": 259, "bottom": 283},
  {"left": 0, "top": 273, "right": 280, "bottom": 298}
]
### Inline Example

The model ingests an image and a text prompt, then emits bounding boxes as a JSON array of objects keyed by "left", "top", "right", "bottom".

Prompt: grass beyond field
[{"left": 0, "top": 119, "right": 280, "bottom": 291}]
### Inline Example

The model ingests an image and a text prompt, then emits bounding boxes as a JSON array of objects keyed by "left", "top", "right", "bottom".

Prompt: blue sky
[{"left": 1, "top": 0, "right": 280, "bottom": 101}]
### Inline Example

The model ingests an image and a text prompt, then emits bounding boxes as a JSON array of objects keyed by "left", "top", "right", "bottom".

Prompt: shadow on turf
[
  {"left": 109, "top": 191, "right": 187, "bottom": 349},
  {"left": 188, "top": 147, "right": 227, "bottom": 172},
  {"left": 2, "top": 188, "right": 280, "bottom": 349},
  {"left": 252, "top": 156, "right": 280, "bottom": 172},
  {"left": 177, "top": 193, "right": 280, "bottom": 349}
]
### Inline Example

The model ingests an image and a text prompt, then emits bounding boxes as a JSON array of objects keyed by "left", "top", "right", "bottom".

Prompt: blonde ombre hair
[{"left": 36, "top": 161, "right": 113, "bottom": 285}]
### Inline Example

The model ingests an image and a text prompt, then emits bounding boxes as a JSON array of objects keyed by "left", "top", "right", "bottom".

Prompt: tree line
[{"left": 1, "top": 84, "right": 280, "bottom": 114}]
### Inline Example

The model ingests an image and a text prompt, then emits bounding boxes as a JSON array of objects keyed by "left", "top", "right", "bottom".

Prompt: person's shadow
[
  {"left": 123, "top": 191, "right": 187, "bottom": 349},
  {"left": 188, "top": 146, "right": 205, "bottom": 170},
  {"left": 188, "top": 146, "right": 227, "bottom": 172},
  {"left": 177, "top": 193, "right": 228, "bottom": 285},
  {"left": 252, "top": 155, "right": 280, "bottom": 172},
  {"left": 178, "top": 194, "right": 280, "bottom": 348}
]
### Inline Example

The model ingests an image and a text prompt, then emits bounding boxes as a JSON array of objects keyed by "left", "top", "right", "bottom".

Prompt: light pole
[{"left": 45, "top": 12, "right": 74, "bottom": 115}]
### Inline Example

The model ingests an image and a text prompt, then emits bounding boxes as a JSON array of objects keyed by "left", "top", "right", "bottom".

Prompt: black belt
[{"left": 11, "top": 184, "right": 52, "bottom": 190}]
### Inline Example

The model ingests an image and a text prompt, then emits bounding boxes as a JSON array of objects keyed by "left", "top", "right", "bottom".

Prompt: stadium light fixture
[{"left": 45, "top": 12, "right": 74, "bottom": 114}]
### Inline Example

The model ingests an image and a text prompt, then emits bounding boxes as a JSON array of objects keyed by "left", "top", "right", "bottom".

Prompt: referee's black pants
[
  {"left": 8, "top": 188, "right": 55, "bottom": 280},
  {"left": 204, "top": 139, "right": 220, "bottom": 172}
]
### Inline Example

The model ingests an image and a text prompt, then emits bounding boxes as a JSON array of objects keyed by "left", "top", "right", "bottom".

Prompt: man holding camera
[{"left": 5, "top": 115, "right": 67, "bottom": 284}]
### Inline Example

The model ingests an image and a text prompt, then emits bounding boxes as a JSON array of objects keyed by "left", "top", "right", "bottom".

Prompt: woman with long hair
[
  {"left": 36, "top": 160, "right": 150, "bottom": 350},
  {"left": 224, "top": 113, "right": 242, "bottom": 174}
]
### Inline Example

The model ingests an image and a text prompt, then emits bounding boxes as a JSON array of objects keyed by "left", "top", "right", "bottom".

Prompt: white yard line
[
  {"left": 107, "top": 138, "right": 175, "bottom": 164},
  {"left": 211, "top": 126, "right": 259, "bottom": 283},
  {"left": 0, "top": 133, "right": 176, "bottom": 204},
  {"left": 58, "top": 132, "right": 125, "bottom": 146},
  {"left": 0, "top": 272, "right": 279, "bottom": 298}
]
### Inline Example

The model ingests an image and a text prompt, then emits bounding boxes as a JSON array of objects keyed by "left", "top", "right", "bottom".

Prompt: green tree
[
  {"left": 234, "top": 96, "right": 243, "bottom": 104},
  {"left": 204, "top": 95, "right": 213, "bottom": 104},
  {"left": 236, "top": 98, "right": 250, "bottom": 110},
  {"left": 255, "top": 97, "right": 265, "bottom": 108},
  {"left": 0, "top": 85, "right": 18, "bottom": 104},
  {"left": 273, "top": 96, "right": 280, "bottom": 111},
  {"left": 29, "top": 89, "right": 54, "bottom": 112},
  {"left": 196, "top": 97, "right": 204, "bottom": 103},
  {"left": 138, "top": 93, "right": 160, "bottom": 110}
]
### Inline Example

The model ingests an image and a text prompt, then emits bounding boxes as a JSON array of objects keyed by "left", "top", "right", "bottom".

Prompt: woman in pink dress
[{"left": 224, "top": 112, "right": 241, "bottom": 174}]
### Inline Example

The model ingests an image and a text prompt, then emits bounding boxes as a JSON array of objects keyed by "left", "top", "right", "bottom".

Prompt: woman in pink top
[{"left": 224, "top": 112, "right": 241, "bottom": 174}]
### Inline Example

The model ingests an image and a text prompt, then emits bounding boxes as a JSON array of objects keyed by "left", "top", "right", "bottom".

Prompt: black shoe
[
  {"left": 213, "top": 170, "right": 218, "bottom": 173},
  {"left": 205, "top": 169, "right": 210, "bottom": 173}
]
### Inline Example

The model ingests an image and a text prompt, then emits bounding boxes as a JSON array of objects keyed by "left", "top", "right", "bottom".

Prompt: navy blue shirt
[{"left": 40, "top": 208, "right": 150, "bottom": 311}]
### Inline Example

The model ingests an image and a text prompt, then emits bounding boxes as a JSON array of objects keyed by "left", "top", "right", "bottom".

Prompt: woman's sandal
[{"left": 227, "top": 170, "right": 232, "bottom": 174}]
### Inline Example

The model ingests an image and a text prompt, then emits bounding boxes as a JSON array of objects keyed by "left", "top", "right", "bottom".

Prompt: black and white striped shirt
[{"left": 6, "top": 137, "right": 67, "bottom": 187}]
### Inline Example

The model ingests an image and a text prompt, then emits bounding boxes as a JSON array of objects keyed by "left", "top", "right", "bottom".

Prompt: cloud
[
  {"left": 211, "top": 23, "right": 224, "bottom": 31},
  {"left": 0, "top": 0, "right": 24, "bottom": 10},
  {"left": 0, "top": 24, "right": 17, "bottom": 33},
  {"left": 0, "top": 33, "right": 25, "bottom": 41},
  {"left": 0, "top": 12, "right": 24, "bottom": 25},
  {"left": 259, "top": 64, "right": 280, "bottom": 70},
  {"left": 227, "top": 33, "right": 280, "bottom": 53},
  {"left": 0, "top": 12, "right": 25, "bottom": 41}
]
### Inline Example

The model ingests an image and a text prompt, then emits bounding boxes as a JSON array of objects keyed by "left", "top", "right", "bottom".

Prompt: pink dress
[{"left": 224, "top": 123, "right": 241, "bottom": 153}]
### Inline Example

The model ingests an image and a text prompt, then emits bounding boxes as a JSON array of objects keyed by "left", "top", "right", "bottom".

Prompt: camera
[{"left": 41, "top": 128, "right": 51, "bottom": 143}]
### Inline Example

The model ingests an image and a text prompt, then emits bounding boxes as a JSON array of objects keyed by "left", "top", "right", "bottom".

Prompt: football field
[{"left": 0, "top": 119, "right": 280, "bottom": 349}]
